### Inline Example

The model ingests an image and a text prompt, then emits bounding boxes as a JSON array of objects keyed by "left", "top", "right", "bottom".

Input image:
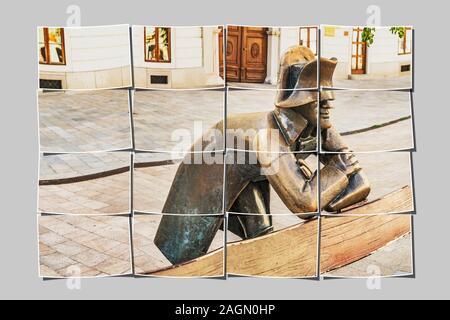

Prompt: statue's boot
[{"left": 226, "top": 180, "right": 273, "bottom": 239}]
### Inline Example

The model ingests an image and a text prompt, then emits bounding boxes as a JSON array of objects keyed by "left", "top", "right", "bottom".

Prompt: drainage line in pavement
[{"left": 340, "top": 115, "right": 411, "bottom": 136}]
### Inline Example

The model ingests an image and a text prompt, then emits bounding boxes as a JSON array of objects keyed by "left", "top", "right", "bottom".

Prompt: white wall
[
  {"left": 133, "top": 26, "right": 223, "bottom": 89},
  {"left": 265, "top": 26, "right": 311, "bottom": 84},
  {"left": 321, "top": 25, "right": 413, "bottom": 79},
  {"left": 40, "top": 25, "right": 131, "bottom": 73},
  {"left": 39, "top": 25, "right": 132, "bottom": 89},
  {"left": 278, "top": 27, "right": 300, "bottom": 60}
]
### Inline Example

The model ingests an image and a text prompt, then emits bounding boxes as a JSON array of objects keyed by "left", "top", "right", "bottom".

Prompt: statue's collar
[{"left": 272, "top": 108, "right": 309, "bottom": 147}]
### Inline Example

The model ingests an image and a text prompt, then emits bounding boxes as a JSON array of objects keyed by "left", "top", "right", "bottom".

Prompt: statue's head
[{"left": 274, "top": 45, "right": 337, "bottom": 130}]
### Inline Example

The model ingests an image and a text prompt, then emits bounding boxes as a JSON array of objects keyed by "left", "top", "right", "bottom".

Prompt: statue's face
[
  {"left": 296, "top": 100, "right": 332, "bottom": 130},
  {"left": 320, "top": 100, "right": 332, "bottom": 130}
]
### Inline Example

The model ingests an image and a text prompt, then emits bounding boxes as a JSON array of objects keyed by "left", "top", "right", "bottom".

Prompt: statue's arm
[
  {"left": 255, "top": 129, "right": 349, "bottom": 213},
  {"left": 321, "top": 127, "right": 371, "bottom": 211}
]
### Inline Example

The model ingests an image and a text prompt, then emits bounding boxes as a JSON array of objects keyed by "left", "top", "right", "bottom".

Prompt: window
[
  {"left": 299, "top": 27, "right": 318, "bottom": 55},
  {"left": 38, "top": 28, "right": 65, "bottom": 65},
  {"left": 398, "top": 27, "right": 412, "bottom": 55},
  {"left": 144, "top": 27, "right": 171, "bottom": 62}
]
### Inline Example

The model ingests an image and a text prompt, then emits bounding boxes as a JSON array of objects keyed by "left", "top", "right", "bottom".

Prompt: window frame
[
  {"left": 299, "top": 27, "right": 318, "bottom": 56},
  {"left": 39, "top": 27, "right": 66, "bottom": 65},
  {"left": 144, "top": 27, "right": 172, "bottom": 63},
  {"left": 398, "top": 27, "right": 412, "bottom": 55}
]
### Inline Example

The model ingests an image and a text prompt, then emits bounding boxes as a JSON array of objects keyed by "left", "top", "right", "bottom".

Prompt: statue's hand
[
  {"left": 321, "top": 127, "right": 349, "bottom": 152},
  {"left": 325, "top": 170, "right": 371, "bottom": 212}
]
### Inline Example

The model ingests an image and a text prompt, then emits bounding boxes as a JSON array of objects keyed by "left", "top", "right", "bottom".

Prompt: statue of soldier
[{"left": 154, "top": 46, "right": 371, "bottom": 265}]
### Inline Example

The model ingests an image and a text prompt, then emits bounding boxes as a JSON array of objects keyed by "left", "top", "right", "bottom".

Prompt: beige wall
[
  {"left": 321, "top": 25, "right": 413, "bottom": 79},
  {"left": 133, "top": 26, "right": 224, "bottom": 89},
  {"left": 39, "top": 25, "right": 132, "bottom": 89}
]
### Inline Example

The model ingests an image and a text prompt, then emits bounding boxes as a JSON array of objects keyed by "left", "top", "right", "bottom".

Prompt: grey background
[{"left": 0, "top": 0, "right": 447, "bottom": 299}]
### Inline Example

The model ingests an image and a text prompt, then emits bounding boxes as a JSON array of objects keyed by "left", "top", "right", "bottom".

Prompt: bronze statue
[{"left": 154, "top": 46, "right": 370, "bottom": 265}]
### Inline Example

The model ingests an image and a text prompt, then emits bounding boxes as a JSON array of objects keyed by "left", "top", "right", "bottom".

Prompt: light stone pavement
[
  {"left": 40, "top": 152, "right": 131, "bottom": 181},
  {"left": 356, "top": 152, "right": 413, "bottom": 206},
  {"left": 39, "top": 90, "right": 132, "bottom": 152},
  {"left": 39, "top": 171, "right": 130, "bottom": 215},
  {"left": 133, "top": 90, "right": 224, "bottom": 152},
  {"left": 39, "top": 215, "right": 131, "bottom": 278},
  {"left": 325, "top": 233, "right": 413, "bottom": 277}
]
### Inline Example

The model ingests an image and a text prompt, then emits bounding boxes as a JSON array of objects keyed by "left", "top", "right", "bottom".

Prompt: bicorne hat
[{"left": 275, "top": 45, "right": 337, "bottom": 108}]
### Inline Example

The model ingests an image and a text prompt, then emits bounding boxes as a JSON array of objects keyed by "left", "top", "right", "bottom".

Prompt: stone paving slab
[
  {"left": 330, "top": 90, "right": 412, "bottom": 134},
  {"left": 326, "top": 233, "right": 413, "bottom": 277},
  {"left": 38, "top": 215, "right": 131, "bottom": 278},
  {"left": 356, "top": 152, "right": 413, "bottom": 209},
  {"left": 342, "top": 119, "right": 414, "bottom": 152},
  {"left": 134, "top": 90, "right": 224, "bottom": 152},
  {"left": 40, "top": 152, "right": 131, "bottom": 181},
  {"left": 39, "top": 171, "right": 130, "bottom": 215},
  {"left": 39, "top": 90, "right": 132, "bottom": 152}
]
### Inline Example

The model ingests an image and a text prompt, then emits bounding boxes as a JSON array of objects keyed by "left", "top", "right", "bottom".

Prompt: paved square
[
  {"left": 39, "top": 215, "right": 131, "bottom": 278},
  {"left": 133, "top": 90, "right": 224, "bottom": 152},
  {"left": 39, "top": 90, "right": 132, "bottom": 152}
]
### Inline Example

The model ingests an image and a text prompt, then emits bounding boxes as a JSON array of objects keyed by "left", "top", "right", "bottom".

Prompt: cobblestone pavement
[
  {"left": 40, "top": 152, "right": 131, "bottom": 181},
  {"left": 342, "top": 120, "right": 414, "bottom": 152},
  {"left": 39, "top": 90, "right": 132, "bottom": 152},
  {"left": 357, "top": 152, "right": 412, "bottom": 206},
  {"left": 326, "top": 233, "right": 413, "bottom": 277},
  {"left": 133, "top": 90, "right": 224, "bottom": 152},
  {"left": 39, "top": 171, "right": 130, "bottom": 215},
  {"left": 39, "top": 215, "right": 131, "bottom": 278}
]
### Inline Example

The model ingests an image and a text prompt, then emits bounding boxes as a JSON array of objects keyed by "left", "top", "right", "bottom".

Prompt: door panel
[
  {"left": 224, "top": 26, "right": 268, "bottom": 83},
  {"left": 241, "top": 27, "right": 268, "bottom": 83},
  {"left": 226, "top": 26, "right": 242, "bottom": 82}
]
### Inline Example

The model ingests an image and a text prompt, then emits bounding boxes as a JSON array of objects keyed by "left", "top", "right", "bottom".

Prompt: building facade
[
  {"left": 132, "top": 26, "right": 224, "bottom": 89},
  {"left": 321, "top": 26, "right": 413, "bottom": 80},
  {"left": 223, "top": 25, "right": 412, "bottom": 84},
  {"left": 38, "top": 25, "right": 132, "bottom": 90}
]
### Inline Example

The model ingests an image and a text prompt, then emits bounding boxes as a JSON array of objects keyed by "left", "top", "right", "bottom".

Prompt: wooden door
[
  {"left": 351, "top": 28, "right": 367, "bottom": 74},
  {"left": 222, "top": 26, "right": 268, "bottom": 83},
  {"left": 240, "top": 27, "right": 268, "bottom": 83},
  {"left": 225, "top": 26, "right": 242, "bottom": 82}
]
